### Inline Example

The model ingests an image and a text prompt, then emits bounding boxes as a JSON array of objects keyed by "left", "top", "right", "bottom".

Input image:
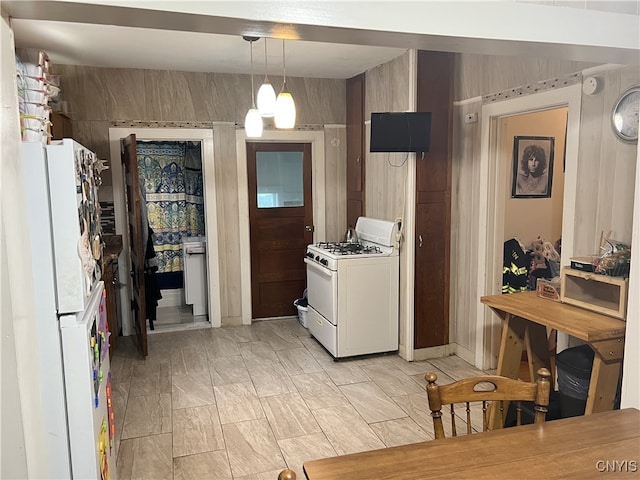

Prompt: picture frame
[{"left": 511, "top": 136, "right": 555, "bottom": 198}]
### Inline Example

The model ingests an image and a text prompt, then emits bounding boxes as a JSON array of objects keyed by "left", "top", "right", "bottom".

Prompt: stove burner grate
[{"left": 314, "top": 242, "right": 382, "bottom": 255}]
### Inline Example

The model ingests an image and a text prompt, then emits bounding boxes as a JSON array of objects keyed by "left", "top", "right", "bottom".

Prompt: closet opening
[
  {"left": 475, "top": 83, "right": 582, "bottom": 370},
  {"left": 137, "top": 140, "right": 208, "bottom": 331},
  {"left": 108, "top": 126, "right": 221, "bottom": 340},
  {"left": 503, "top": 107, "right": 567, "bottom": 290}
]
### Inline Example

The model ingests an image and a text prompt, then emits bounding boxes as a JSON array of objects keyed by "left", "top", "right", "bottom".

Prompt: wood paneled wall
[
  {"left": 324, "top": 125, "right": 348, "bottom": 242},
  {"left": 362, "top": 52, "right": 413, "bottom": 351},
  {"left": 451, "top": 59, "right": 639, "bottom": 362},
  {"left": 364, "top": 52, "right": 411, "bottom": 221},
  {"left": 55, "top": 65, "right": 346, "bottom": 160},
  {"left": 450, "top": 98, "right": 483, "bottom": 360},
  {"left": 574, "top": 66, "right": 639, "bottom": 253},
  {"left": 358, "top": 50, "right": 623, "bottom": 362},
  {"left": 454, "top": 54, "right": 597, "bottom": 101}
]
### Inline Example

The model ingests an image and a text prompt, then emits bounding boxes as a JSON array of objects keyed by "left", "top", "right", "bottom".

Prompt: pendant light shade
[
  {"left": 243, "top": 36, "right": 263, "bottom": 138},
  {"left": 275, "top": 91, "right": 296, "bottom": 129},
  {"left": 274, "top": 39, "right": 296, "bottom": 129},
  {"left": 257, "top": 83, "right": 276, "bottom": 117},
  {"left": 257, "top": 38, "right": 276, "bottom": 117},
  {"left": 244, "top": 108, "right": 263, "bottom": 137}
]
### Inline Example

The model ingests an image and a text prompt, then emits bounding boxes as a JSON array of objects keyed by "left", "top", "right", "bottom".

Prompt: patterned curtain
[{"left": 136, "top": 141, "right": 205, "bottom": 274}]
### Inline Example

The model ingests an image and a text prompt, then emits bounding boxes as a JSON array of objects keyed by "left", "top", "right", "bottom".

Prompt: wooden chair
[{"left": 425, "top": 368, "right": 551, "bottom": 439}]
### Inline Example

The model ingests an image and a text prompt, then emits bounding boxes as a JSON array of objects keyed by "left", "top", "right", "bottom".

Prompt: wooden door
[
  {"left": 121, "top": 134, "right": 148, "bottom": 356},
  {"left": 346, "top": 74, "right": 365, "bottom": 229},
  {"left": 414, "top": 51, "right": 454, "bottom": 349},
  {"left": 247, "top": 142, "right": 313, "bottom": 319}
]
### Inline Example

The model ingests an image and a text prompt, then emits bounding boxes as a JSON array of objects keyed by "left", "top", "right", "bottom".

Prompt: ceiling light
[
  {"left": 243, "top": 36, "right": 263, "bottom": 138},
  {"left": 256, "top": 38, "right": 276, "bottom": 117},
  {"left": 274, "top": 39, "right": 296, "bottom": 129}
]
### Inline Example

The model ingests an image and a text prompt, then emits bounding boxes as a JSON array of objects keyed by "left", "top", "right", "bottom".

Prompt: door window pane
[{"left": 256, "top": 151, "right": 304, "bottom": 208}]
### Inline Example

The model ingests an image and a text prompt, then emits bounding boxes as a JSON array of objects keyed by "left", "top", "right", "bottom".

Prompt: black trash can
[
  {"left": 556, "top": 344, "right": 594, "bottom": 418},
  {"left": 504, "top": 390, "right": 562, "bottom": 427}
]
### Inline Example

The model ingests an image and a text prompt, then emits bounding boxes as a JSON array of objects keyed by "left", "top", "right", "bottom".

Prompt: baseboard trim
[
  {"left": 412, "top": 344, "right": 455, "bottom": 361},
  {"left": 451, "top": 343, "right": 476, "bottom": 367},
  {"left": 398, "top": 343, "right": 409, "bottom": 361},
  {"left": 222, "top": 316, "right": 244, "bottom": 326}
]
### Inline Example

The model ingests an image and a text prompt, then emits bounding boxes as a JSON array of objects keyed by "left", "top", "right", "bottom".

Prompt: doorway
[
  {"left": 475, "top": 84, "right": 581, "bottom": 369},
  {"left": 235, "top": 129, "right": 326, "bottom": 323},
  {"left": 109, "top": 127, "right": 222, "bottom": 340},
  {"left": 246, "top": 142, "right": 314, "bottom": 318},
  {"left": 136, "top": 140, "right": 208, "bottom": 330}
]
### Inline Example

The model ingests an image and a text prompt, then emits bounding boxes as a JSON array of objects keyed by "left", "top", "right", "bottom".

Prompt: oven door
[{"left": 304, "top": 258, "right": 338, "bottom": 326}]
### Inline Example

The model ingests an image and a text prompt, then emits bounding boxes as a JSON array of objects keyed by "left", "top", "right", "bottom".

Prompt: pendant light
[
  {"left": 256, "top": 38, "right": 276, "bottom": 117},
  {"left": 274, "top": 39, "right": 296, "bottom": 129},
  {"left": 243, "top": 36, "right": 263, "bottom": 138}
]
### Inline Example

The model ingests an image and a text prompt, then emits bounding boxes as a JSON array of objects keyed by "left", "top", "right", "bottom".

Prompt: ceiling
[
  {"left": 5, "top": 1, "right": 639, "bottom": 79},
  {"left": 10, "top": 18, "right": 408, "bottom": 79}
]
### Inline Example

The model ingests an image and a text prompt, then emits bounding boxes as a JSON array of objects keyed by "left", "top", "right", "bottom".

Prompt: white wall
[
  {"left": 621, "top": 144, "right": 640, "bottom": 408},
  {"left": 1, "top": 14, "right": 48, "bottom": 478}
]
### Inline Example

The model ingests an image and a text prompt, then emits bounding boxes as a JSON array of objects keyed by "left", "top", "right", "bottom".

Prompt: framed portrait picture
[{"left": 511, "top": 136, "right": 555, "bottom": 198}]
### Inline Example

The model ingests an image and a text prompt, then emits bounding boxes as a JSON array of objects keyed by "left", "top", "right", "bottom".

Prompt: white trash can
[{"left": 293, "top": 299, "right": 308, "bottom": 328}]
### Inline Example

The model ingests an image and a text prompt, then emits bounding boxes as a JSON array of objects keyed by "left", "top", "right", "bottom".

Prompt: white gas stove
[
  {"left": 305, "top": 217, "right": 399, "bottom": 271},
  {"left": 304, "top": 217, "right": 400, "bottom": 358}
]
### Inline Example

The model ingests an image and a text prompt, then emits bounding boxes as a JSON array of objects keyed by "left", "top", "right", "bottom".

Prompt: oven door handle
[{"left": 304, "top": 258, "right": 334, "bottom": 276}]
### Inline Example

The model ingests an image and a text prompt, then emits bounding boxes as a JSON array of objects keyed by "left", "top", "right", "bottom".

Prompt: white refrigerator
[{"left": 23, "top": 139, "right": 117, "bottom": 479}]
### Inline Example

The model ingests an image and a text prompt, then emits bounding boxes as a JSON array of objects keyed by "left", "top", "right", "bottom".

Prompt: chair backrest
[{"left": 425, "top": 368, "right": 551, "bottom": 439}]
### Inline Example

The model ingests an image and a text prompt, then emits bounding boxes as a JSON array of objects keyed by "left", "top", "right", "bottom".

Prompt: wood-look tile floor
[{"left": 111, "top": 315, "right": 487, "bottom": 479}]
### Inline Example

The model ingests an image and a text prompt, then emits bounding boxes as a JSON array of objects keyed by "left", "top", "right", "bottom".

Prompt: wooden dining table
[{"left": 303, "top": 408, "right": 640, "bottom": 479}]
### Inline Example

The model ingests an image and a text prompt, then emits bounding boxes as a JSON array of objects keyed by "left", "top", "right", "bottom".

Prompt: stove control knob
[
  {"left": 320, "top": 258, "right": 328, "bottom": 266},
  {"left": 306, "top": 251, "right": 314, "bottom": 258},
  {"left": 315, "top": 255, "right": 320, "bottom": 261}
]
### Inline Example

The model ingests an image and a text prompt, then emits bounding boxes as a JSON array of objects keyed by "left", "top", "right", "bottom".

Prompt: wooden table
[
  {"left": 481, "top": 291, "right": 626, "bottom": 423},
  {"left": 303, "top": 408, "right": 640, "bottom": 479}
]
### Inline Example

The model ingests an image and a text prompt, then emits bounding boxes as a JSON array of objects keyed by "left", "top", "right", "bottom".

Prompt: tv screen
[{"left": 370, "top": 112, "right": 432, "bottom": 153}]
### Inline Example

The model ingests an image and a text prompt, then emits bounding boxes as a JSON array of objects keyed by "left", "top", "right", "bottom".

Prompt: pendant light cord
[
  {"left": 281, "top": 39, "right": 287, "bottom": 91},
  {"left": 263, "top": 39, "right": 269, "bottom": 82},
  {"left": 250, "top": 40, "right": 256, "bottom": 108}
]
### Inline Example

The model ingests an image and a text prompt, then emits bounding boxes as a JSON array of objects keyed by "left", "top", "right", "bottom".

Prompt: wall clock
[{"left": 612, "top": 85, "right": 640, "bottom": 143}]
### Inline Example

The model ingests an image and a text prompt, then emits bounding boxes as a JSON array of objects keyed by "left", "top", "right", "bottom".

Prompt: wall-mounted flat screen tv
[{"left": 370, "top": 112, "right": 432, "bottom": 153}]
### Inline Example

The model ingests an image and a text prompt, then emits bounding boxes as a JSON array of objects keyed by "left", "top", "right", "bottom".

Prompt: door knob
[
  {"left": 305, "top": 225, "right": 315, "bottom": 232},
  {"left": 418, "top": 235, "right": 423, "bottom": 247}
]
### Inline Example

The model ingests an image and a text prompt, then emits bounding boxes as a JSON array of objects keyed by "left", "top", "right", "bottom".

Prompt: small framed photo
[{"left": 511, "top": 136, "right": 555, "bottom": 198}]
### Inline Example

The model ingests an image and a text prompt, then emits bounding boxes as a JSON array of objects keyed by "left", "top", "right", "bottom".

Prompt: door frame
[
  {"left": 475, "top": 83, "right": 582, "bottom": 369},
  {"left": 109, "top": 127, "right": 222, "bottom": 334},
  {"left": 236, "top": 129, "right": 326, "bottom": 324}
]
